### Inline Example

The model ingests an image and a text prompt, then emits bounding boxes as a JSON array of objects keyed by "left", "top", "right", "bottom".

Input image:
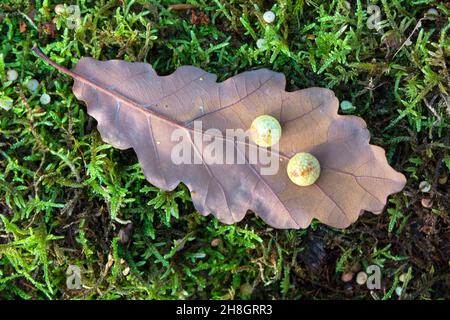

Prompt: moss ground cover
[{"left": 0, "top": 0, "right": 449, "bottom": 299}]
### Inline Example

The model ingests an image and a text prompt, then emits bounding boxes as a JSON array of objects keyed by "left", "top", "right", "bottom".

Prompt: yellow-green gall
[
  {"left": 250, "top": 115, "right": 282, "bottom": 147},
  {"left": 287, "top": 152, "right": 321, "bottom": 186}
]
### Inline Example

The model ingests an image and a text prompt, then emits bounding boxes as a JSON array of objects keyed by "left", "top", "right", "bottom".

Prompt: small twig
[
  {"left": 33, "top": 153, "right": 48, "bottom": 197},
  {"left": 393, "top": 18, "right": 424, "bottom": 59},
  {"left": 168, "top": 4, "right": 196, "bottom": 11},
  {"left": 442, "top": 94, "right": 450, "bottom": 117},
  {"left": 423, "top": 95, "right": 441, "bottom": 125},
  {"left": 18, "top": 11, "right": 38, "bottom": 30},
  {"left": 49, "top": 149, "right": 81, "bottom": 183}
]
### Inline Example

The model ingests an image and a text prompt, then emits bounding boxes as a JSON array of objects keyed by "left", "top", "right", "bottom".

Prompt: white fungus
[
  {"left": 426, "top": 8, "right": 439, "bottom": 16},
  {"left": 340, "top": 100, "right": 354, "bottom": 111},
  {"left": 26, "top": 79, "right": 39, "bottom": 92},
  {"left": 122, "top": 266, "right": 130, "bottom": 276},
  {"left": 343, "top": 1, "right": 351, "bottom": 10},
  {"left": 419, "top": 180, "right": 431, "bottom": 193},
  {"left": 263, "top": 11, "right": 276, "bottom": 24},
  {"left": 40, "top": 93, "right": 51, "bottom": 105},
  {"left": 356, "top": 271, "right": 368, "bottom": 285},
  {"left": 0, "top": 99, "right": 13, "bottom": 111},
  {"left": 256, "top": 38, "right": 267, "bottom": 49},
  {"left": 395, "top": 286, "right": 403, "bottom": 296},
  {"left": 55, "top": 4, "right": 66, "bottom": 15},
  {"left": 7, "top": 69, "right": 18, "bottom": 81}
]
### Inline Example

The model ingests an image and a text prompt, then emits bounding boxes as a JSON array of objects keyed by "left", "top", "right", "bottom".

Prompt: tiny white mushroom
[
  {"left": 55, "top": 4, "right": 66, "bottom": 15},
  {"left": 122, "top": 266, "right": 130, "bottom": 276},
  {"left": 40, "top": 93, "right": 51, "bottom": 105},
  {"left": 7, "top": 69, "right": 18, "bottom": 81},
  {"left": 395, "top": 286, "right": 403, "bottom": 296},
  {"left": 419, "top": 180, "right": 431, "bottom": 193},
  {"left": 262, "top": 11, "right": 276, "bottom": 24},
  {"left": 0, "top": 98, "right": 13, "bottom": 111},
  {"left": 340, "top": 100, "right": 354, "bottom": 111},
  {"left": 356, "top": 271, "right": 368, "bottom": 285},
  {"left": 256, "top": 38, "right": 268, "bottom": 49},
  {"left": 426, "top": 8, "right": 439, "bottom": 16},
  {"left": 26, "top": 79, "right": 39, "bottom": 92},
  {"left": 343, "top": 1, "right": 351, "bottom": 10}
]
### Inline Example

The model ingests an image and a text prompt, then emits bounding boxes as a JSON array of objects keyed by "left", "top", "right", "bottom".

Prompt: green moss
[{"left": 0, "top": 0, "right": 448, "bottom": 300}]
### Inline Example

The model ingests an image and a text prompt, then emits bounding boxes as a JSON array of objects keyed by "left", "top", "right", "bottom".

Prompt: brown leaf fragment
[
  {"left": 190, "top": 10, "right": 210, "bottom": 25},
  {"left": 19, "top": 20, "right": 27, "bottom": 33},
  {"left": 41, "top": 22, "right": 56, "bottom": 37}
]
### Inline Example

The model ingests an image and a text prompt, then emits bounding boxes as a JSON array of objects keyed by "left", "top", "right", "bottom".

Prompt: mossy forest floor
[{"left": 0, "top": 0, "right": 449, "bottom": 299}]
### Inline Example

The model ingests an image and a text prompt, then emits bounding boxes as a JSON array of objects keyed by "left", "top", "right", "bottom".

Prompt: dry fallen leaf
[
  {"left": 19, "top": 20, "right": 27, "bottom": 33},
  {"left": 190, "top": 10, "right": 210, "bottom": 25},
  {"left": 33, "top": 47, "right": 406, "bottom": 229}
]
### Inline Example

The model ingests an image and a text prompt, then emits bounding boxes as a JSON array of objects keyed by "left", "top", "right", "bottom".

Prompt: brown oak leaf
[{"left": 33, "top": 47, "right": 406, "bottom": 229}]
